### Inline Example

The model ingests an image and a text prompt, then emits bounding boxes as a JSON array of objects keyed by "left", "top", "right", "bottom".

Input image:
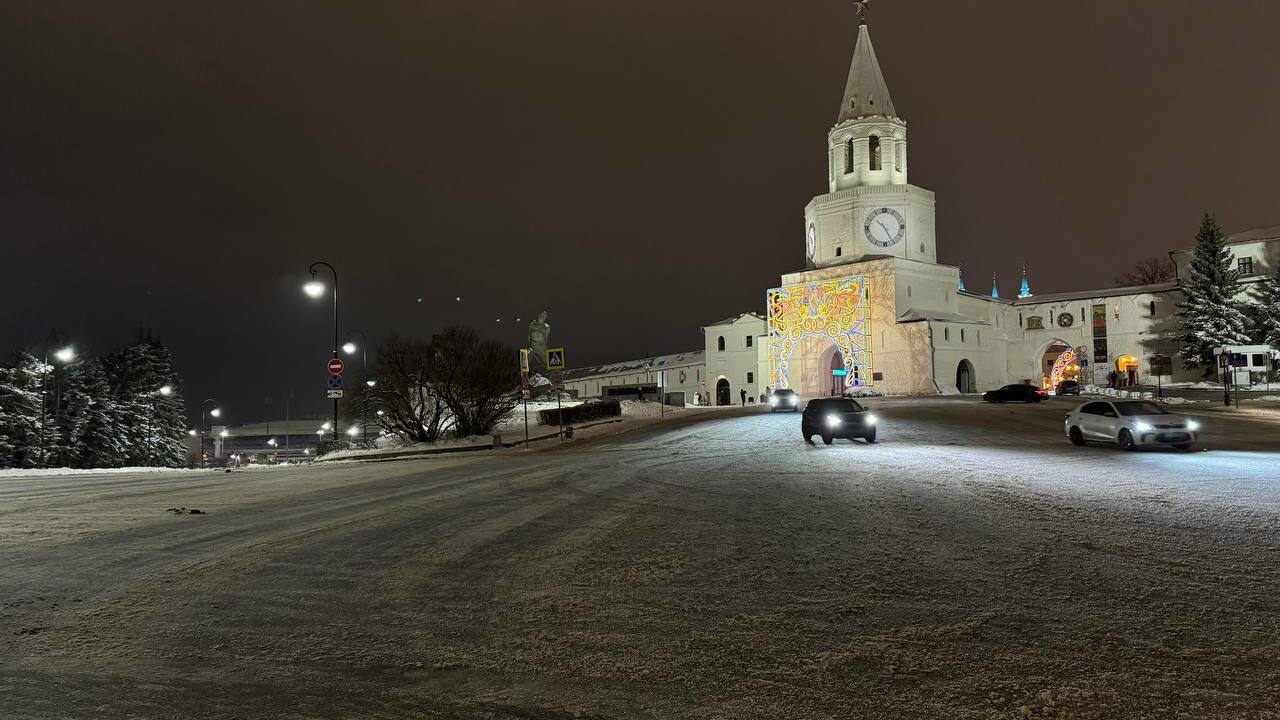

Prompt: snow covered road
[{"left": 2, "top": 397, "right": 1278, "bottom": 718}]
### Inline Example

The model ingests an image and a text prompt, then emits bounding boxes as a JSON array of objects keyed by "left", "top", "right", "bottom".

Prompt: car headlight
[
  {"left": 1134, "top": 421, "right": 1153, "bottom": 433},
  {"left": 769, "top": 397, "right": 778, "bottom": 406},
  {"left": 864, "top": 413, "right": 878, "bottom": 425},
  {"left": 1186, "top": 420, "right": 1200, "bottom": 431},
  {"left": 825, "top": 415, "right": 841, "bottom": 427}
]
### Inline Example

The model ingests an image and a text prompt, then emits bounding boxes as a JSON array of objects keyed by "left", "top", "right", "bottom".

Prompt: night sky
[{"left": 2, "top": 1, "right": 1277, "bottom": 423}]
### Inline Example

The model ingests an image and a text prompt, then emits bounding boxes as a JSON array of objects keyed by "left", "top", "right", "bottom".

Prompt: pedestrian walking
[{"left": 740, "top": 388, "right": 747, "bottom": 406}]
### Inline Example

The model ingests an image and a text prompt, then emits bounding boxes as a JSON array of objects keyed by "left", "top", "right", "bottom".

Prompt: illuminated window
[
  {"left": 868, "top": 135, "right": 882, "bottom": 171},
  {"left": 717, "top": 336, "right": 725, "bottom": 352}
]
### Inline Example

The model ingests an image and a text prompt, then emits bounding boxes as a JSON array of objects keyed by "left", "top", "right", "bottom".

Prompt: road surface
[{"left": 3, "top": 398, "right": 1278, "bottom": 718}]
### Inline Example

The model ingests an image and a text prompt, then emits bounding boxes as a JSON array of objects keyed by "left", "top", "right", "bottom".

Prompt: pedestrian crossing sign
[{"left": 546, "top": 347, "right": 566, "bottom": 371}]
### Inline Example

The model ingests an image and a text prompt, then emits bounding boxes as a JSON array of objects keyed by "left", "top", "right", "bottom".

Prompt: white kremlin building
[{"left": 564, "top": 16, "right": 1279, "bottom": 405}]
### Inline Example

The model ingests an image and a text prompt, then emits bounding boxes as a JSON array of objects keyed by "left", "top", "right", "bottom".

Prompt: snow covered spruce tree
[
  {"left": 1177, "top": 213, "right": 1251, "bottom": 373},
  {"left": 102, "top": 334, "right": 188, "bottom": 467},
  {"left": 57, "top": 358, "right": 130, "bottom": 468},
  {"left": 1249, "top": 264, "right": 1280, "bottom": 351},
  {"left": 0, "top": 353, "right": 47, "bottom": 468}
]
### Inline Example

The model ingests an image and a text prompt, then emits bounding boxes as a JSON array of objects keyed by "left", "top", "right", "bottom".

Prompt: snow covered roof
[
  {"left": 897, "top": 308, "right": 990, "bottom": 325},
  {"left": 563, "top": 350, "right": 705, "bottom": 382},
  {"left": 1010, "top": 280, "right": 1178, "bottom": 305},
  {"left": 1223, "top": 225, "right": 1280, "bottom": 246},
  {"left": 702, "top": 311, "right": 766, "bottom": 328}
]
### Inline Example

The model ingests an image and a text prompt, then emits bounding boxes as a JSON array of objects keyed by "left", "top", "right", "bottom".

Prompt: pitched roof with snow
[
  {"left": 1010, "top": 280, "right": 1179, "bottom": 305},
  {"left": 562, "top": 350, "right": 705, "bottom": 382}
]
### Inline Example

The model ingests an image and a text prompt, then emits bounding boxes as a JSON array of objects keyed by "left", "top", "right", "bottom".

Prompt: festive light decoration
[
  {"left": 1050, "top": 348, "right": 1077, "bottom": 388},
  {"left": 767, "top": 275, "right": 872, "bottom": 391}
]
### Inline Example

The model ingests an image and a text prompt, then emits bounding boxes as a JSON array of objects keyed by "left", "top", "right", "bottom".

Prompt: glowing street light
[
  {"left": 342, "top": 341, "right": 357, "bottom": 354},
  {"left": 200, "top": 398, "right": 220, "bottom": 469},
  {"left": 210, "top": 408, "right": 222, "bottom": 418},
  {"left": 346, "top": 426, "right": 359, "bottom": 437},
  {"left": 304, "top": 261, "right": 340, "bottom": 440},
  {"left": 267, "top": 438, "right": 278, "bottom": 447},
  {"left": 320, "top": 421, "right": 331, "bottom": 431},
  {"left": 158, "top": 385, "right": 173, "bottom": 396},
  {"left": 187, "top": 429, "right": 197, "bottom": 437},
  {"left": 53, "top": 346, "right": 76, "bottom": 364},
  {"left": 365, "top": 379, "right": 376, "bottom": 388}
]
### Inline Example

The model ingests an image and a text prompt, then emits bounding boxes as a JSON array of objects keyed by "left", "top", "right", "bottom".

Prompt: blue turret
[
  {"left": 1018, "top": 265, "right": 1033, "bottom": 299},
  {"left": 991, "top": 274, "right": 999, "bottom": 298},
  {"left": 957, "top": 266, "right": 966, "bottom": 292}
]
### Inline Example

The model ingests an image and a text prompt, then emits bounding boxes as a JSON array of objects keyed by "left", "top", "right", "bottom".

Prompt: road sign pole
[{"left": 556, "top": 372, "right": 563, "bottom": 441}]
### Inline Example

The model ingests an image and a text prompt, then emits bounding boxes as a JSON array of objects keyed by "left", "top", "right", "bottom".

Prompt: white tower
[{"left": 803, "top": 18, "right": 937, "bottom": 268}]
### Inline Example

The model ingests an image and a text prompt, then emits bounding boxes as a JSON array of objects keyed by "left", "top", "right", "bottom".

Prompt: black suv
[
  {"left": 802, "top": 397, "right": 878, "bottom": 445},
  {"left": 1055, "top": 380, "right": 1081, "bottom": 396}
]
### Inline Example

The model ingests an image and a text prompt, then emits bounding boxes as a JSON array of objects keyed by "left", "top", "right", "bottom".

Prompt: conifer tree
[
  {"left": 1177, "top": 213, "right": 1251, "bottom": 372},
  {"left": 1250, "top": 265, "right": 1280, "bottom": 350},
  {"left": 0, "top": 354, "right": 47, "bottom": 468},
  {"left": 103, "top": 333, "right": 187, "bottom": 467}
]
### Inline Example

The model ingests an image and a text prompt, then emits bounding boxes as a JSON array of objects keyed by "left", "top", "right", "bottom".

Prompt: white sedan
[{"left": 1064, "top": 400, "right": 1200, "bottom": 450}]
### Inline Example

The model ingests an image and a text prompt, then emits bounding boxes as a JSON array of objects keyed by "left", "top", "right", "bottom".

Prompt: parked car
[
  {"left": 769, "top": 388, "right": 799, "bottom": 412},
  {"left": 982, "top": 383, "right": 1047, "bottom": 403},
  {"left": 1064, "top": 400, "right": 1199, "bottom": 450},
  {"left": 1055, "top": 380, "right": 1081, "bottom": 396},
  {"left": 802, "top": 397, "right": 878, "bottom": 445}
]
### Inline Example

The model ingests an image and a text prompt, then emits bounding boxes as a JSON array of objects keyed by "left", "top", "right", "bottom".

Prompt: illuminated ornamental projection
[
  {"left": 1049, "top": 347, "right": 1078, "bottom": 388},
  {"left": 767, "top": 275, "right": 872, "bottom": 394}
]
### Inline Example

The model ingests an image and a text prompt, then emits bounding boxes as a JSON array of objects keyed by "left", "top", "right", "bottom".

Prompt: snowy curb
[{"left": 316, "top": 418, "right": 626, "bottom": 463}]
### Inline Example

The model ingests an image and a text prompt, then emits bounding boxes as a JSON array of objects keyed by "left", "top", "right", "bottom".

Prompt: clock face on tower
[
  {"left": 864, "top": 207, "right": 906, "bottom": 248},
  {"left": 806, "top": 223, "right": 817, "bottom": 259}
]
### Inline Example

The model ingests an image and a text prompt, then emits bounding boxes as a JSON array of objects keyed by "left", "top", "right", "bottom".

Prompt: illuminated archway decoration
[
  {"left": 767, "top": 275, "right": 872, "bottom": 391},
  {"left": 1049, "top": 348, "right": 1077, "bottom": 388}
]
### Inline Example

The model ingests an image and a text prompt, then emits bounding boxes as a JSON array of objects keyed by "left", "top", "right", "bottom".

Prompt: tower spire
[
  {"left": 1018, "top": 264, "right": 1033, "bottom": 298},
  {"left": 837, "top": 12, "right": 897, "bottom": 122},
  {"left": 991, "top": 273, "right": 1000, "bottom": 299},
  {"left": 957, "top": 265, "right": 966, "bottom": 292}
]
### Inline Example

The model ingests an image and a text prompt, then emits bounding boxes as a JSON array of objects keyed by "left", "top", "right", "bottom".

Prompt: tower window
[
  {"left": 961, "top": 329, "right": 966, "bottom": 343},
  {"left": 944, "top": 327, "right": 950, "bottom": 341},
  {"left": 845, "top": 138, "right": 855, "bottom": 174},
  {"left": 746, "top": 335, "right": 753, "bottom": 348},
  {"left": 868, "top": 135, "right": 882, "bottom": 171},
  {"left": 717, "top": 336, "right": 725, "bottom": 352},
  {"left": 1149, "top": 300, "right": 1156, "bottom": 316},
  {"left": 835, "top": 247, "right": 842, "bottom": 257}
]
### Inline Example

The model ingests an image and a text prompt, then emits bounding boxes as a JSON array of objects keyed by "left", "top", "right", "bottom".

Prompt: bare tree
[
  {"left": 433, "top": 326, "right": 520, "bottom": 437},
  {"left": 1115, "top": 257, "right": 1176, "bottom": 286},
  {"left": 364, "top": 334, "right": 453, "bottom": 443}
]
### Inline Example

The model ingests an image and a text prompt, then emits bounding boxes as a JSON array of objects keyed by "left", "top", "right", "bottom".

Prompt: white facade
[
  {"left": 702, "top": 313, "right": 768, "bottom": 405},
  {"left": 571, "top": 16, "right": 1277, "bottom": 400}
]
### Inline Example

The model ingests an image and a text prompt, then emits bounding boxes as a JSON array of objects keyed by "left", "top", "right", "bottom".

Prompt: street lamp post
[
  {"left": 146, "top": 385, "right": 173, "bottom": 467},
  {"left": 39, "top": 330, "right": 75, "bottom": 468},
  {"left": 201, "top": 398, "right": 220, "bottom": 468},
  {"left": 305, "top": 261, "right": 339, "bottom": 441}
]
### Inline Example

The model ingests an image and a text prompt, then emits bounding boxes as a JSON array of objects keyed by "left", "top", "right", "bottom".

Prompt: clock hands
[{"left": 876, "top": 218, "right": 895, "bottom": 241}]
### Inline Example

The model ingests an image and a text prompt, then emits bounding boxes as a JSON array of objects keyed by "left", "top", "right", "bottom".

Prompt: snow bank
[{"left": 0, "top": 466, "right": 200, "bottom": 478}]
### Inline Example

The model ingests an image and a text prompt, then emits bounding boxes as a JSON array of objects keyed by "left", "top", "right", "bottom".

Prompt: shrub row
[{"left": 538, "top": 401, "right": 621, "bottom": 426}]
